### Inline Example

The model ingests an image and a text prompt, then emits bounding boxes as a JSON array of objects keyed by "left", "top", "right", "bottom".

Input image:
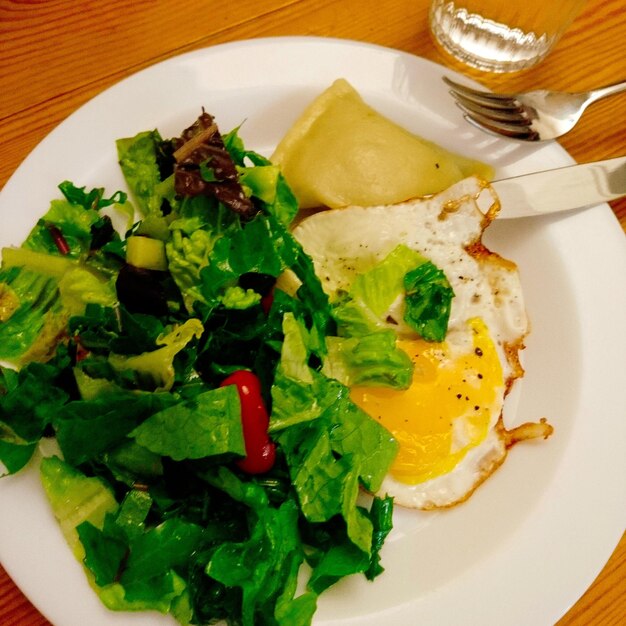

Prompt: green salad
[{"left": 0, "top": 111, "right": 452, "bottom": 625}]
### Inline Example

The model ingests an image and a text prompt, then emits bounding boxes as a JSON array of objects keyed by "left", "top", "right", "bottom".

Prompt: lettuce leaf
[
  {"left": 332, "top": 243, "right": 454, "bottom": 342},
  {"left": 166, "top": 196, "right": 240, "bottom": 311},
  {"left": 198, "top": 213, "right": 331, "bottom": 347},
  {"left": 322, "top": 330, "right": 413, "bottom": 389},
  {"left": 58, "top": 180, "right": 128, "bottom": 210},
  {"left": 0, "top": 200, "right": 120, "bottom": 364},
  {"left": 58, "top": 267, "right": 117, "bottom": 315},
  {"left": 224, "top": 127, "right": 299, "bottom": 227},
  {"left": 23, "top": 200, "right": 101, "bottom": 257},
  {"left": 0, "top": 267, "right": 64, "bottom": 362},
  {"left": 270, "top": 313, "right": 397, "bottom": 552},
  {"left": 40, "top": 456, "right": 119, "bottom": 558},
  {"left": 119, "top": 518, "right": 206, "bottom": 602},
  {"left": 108, "top": 318, "right": 203, "bottom": 391},
  {"left": 22, "top": 182, "right": 129, "bottom": 259},
  {"left": 332, "top": 244, "right": 425, "bottom": 337},
  {"left": 0, "top": 356, "right": 68, "bottom": 474},
  {"left": 201, "top": 467, "right": 317, "bottom": 626},
  {"left": 130, "top": 385, "right": 245, "bottom": 461},
  {"left": 365, "top": 495, "right": 394, "bottom": 580},
  {"left": 0, "top": 440, "right": 37, "bottom": 476},
  {"left": 0, "top": 357, "right": 69, "bottom": 457},
  {"left": 69, "top": 303, "right": 165, "bottom": 356},
  {"left": 53, "top": 391, "right": 177, "bottom": 466},
  {"left": 116, "top": 130, "right": 174, "bottom": 216}
]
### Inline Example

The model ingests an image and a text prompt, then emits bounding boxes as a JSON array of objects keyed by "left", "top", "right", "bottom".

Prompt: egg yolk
[{"left": 350, "top": 318, "right": 503, "bottom": 485}]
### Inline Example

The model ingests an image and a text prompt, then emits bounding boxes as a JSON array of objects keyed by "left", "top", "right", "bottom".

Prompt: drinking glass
[{"left": 429, "top": 0, "right": 588, "bottom": 73}]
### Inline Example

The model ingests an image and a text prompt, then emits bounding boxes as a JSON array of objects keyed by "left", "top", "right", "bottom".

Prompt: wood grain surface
[{"left": 0, "top": 1, "right": 624, "bottom": 624}]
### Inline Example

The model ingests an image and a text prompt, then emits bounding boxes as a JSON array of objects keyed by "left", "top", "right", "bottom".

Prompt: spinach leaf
[{"left": 403, "top": 260, "right": 454, "bottom": 342}]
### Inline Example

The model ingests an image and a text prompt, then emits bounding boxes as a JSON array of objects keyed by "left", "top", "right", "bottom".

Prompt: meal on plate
[{"left": 0, "top": 80, "right": 552, "bottom": 625}]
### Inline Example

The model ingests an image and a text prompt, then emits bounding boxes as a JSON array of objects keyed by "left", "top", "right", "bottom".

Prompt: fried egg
[{"left": 287, "top": 177, "right": 552, "bottom": 509}]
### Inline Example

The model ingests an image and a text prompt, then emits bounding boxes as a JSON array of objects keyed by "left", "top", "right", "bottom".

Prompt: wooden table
[{"left": 0, "top": 1, "right": 624, "bottom": 624}]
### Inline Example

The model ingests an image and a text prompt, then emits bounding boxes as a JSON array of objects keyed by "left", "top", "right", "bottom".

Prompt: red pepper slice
[
  {"left": 46, "top": 223, "right": 70, "bottom": 255},
  {"left": 220, "top": 370, "right": 276, "bottom": 474}
]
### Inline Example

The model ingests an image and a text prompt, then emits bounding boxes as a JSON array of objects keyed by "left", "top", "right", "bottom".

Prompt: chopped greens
[
  {"left": 331, "top": 243, "right": 454, "bottom": 343},
  {"left": 0, "top": 112, "right": 417, "bottom": 626},
  {"left": 403, "top": 258, "right": 454, "bottom": 342}
]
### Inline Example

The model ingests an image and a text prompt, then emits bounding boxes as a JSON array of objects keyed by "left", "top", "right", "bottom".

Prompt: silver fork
[{"left": 443, "top": 77, "right": 626, "bottom": 141}]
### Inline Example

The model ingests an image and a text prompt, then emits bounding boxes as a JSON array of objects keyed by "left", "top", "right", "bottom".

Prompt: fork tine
[
  {"left": 462, "top": 111, "right": 540, "bottom": 141},
  {"left": 453, "top": 99, "right": 530, "bottom": 125},
  {"left": 449, "top": 89, "right": 519, "bottom": 111},
  {"left": 443, "top": 77, "right": 540, "bottom": 140},
  {"left": 451, "top": 91, "right": 527, "bottom": 117},
  {"left": 443, "top": 77, "right": 517, "bottom": 103},
  {"left": 447, "top": 87, "right": 520, "bottom": 111}
]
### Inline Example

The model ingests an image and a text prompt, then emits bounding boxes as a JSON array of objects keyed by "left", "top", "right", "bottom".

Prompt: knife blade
[{"left": 490, "top": 156, "right": 626, "bottom": 219}]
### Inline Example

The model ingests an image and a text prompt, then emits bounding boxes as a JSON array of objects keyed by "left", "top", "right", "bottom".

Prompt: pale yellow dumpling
[{"left": 271, "top": 79, "right": 493, "bottom": 209}]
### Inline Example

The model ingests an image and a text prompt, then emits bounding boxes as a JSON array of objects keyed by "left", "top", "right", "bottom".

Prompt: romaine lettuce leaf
[
  {"left": 322, "top": 330, "right": 413, "bottom": 389},
  {"left": 270, "top": 313, "right": 397, "bottom": 557},
  {"left": 40, "top": 456, "right": 119, "bottom": 558},
  {"left": 117, "top": 130, "right": 173, "bottom": 216},
  {"left": 0, "top": 440, "right": 36, "bottom": 476},
  {"left": 332, "top": 243, "right": 425, "bottom": 336},
  {"left": 53, "top": 391, "right": 177, "bottom": 466},
  {"left": 69, "top": 303, "right": 165, "bottom": 356},
  {"left": 202, "top": 467, "right": 317, "bottom": 626},
  {"left": 0, "top": 267, "right": 64, "bottom": 362},
  {"left": 365, "top": 495, "right": 394, "bottom": 580},
  {"left": 332, "top": 243, "right": 454, "bottom": 342},
  {"left": 0, "top": 244, "right": 118, "bottom": 364},
  {"left": 202, "top": 214, "right": 332, "bottom": 348},
  {"left": 130, "top": 385, "right": 244, "bottom": 461},
  {"left": 77, "top": 520, "right": 128, "bottom": 586},
  {"left": 119, "top": 517, "right": 206, "bottom": 602},
  {"left": 108, "top": 318, "right": 203, "bottom": 391},
  {"left": 41, "top": 458, "right": 192, "bottom": 617},
  {"left": 58, "top": 267, "right": 117, "bottom": 314},
  {"left": 78, "top": 499, "right": 197, "bottom": 616},
  {"left": 102, "top": 440, "right": 164, "bottom": 484},
  {"left": 166, "top": 196, "right": 240, "bottom": 312},
  {"left": 0, "top": 357, "right": 69, "bottom": 459},
  {"left": 307, "top": 541, "right": 370, "bottom": 594},
  {"left": 23, "top": 200, "right": 101, "bottom": 257}
]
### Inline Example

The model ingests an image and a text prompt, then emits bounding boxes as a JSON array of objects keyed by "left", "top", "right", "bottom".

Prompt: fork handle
[{"left": 586, "top": 80, "right": 626, "bottom": 105}]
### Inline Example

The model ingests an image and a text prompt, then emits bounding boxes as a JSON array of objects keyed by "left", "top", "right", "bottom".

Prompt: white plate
[{"left": 1, "top": 37, "right": 625, "bottom": 626}]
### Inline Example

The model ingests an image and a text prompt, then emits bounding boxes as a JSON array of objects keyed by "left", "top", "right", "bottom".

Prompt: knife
[{"left": 490, "top": 156, "right": 626, "bottom": 219}]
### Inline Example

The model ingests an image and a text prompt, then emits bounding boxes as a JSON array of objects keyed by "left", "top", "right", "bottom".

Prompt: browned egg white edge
[{"left": 413, "top": 181, "right": 554, "bottom": 510}]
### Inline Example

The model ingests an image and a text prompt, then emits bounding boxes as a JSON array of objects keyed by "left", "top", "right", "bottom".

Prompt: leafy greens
[{"left": 0, "top": 112, "right": 413, "bottom": 626}]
